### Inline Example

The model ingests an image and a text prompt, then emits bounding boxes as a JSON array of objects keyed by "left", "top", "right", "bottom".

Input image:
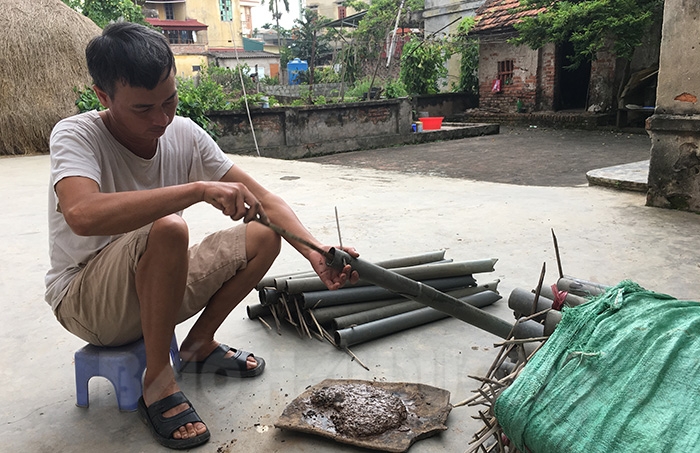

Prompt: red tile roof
[
  {"left": 471, "top": 0, "right": 546, "bottom": 35},
  {"left": 145, "top": 18, "right": 208, "bottom": 31}
]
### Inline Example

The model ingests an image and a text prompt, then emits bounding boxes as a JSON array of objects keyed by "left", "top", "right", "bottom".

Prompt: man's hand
[
  {"left": 200, "top": 181, "right": 263, "bottom": 223},
  {"left": 310, "top": 246, "right": 360, "bottom": 290}
]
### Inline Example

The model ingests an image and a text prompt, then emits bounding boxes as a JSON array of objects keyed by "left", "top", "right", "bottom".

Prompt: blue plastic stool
[{"left": 74, "top": 334, "right": 180, "bottom": 412}]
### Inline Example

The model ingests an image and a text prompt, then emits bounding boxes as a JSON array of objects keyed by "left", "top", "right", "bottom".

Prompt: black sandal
[
  {"left": 179, "top": 344, "right": 266, "bottom": 378},
  {"left": 137, "top": 391, "right": 211, "bottom": 450}
]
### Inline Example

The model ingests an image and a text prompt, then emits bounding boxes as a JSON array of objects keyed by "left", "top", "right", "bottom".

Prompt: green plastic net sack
[{"left": 494, "top": 280, "right": 700, "bottom": 452}]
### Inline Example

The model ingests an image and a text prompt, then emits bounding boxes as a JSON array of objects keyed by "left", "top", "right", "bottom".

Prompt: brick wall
[
  {"left": 538, "top": 43, "right": 557, "bottom": 110},
  {"left": 478, "top": 40, "right": 548, "bottom": 113}
]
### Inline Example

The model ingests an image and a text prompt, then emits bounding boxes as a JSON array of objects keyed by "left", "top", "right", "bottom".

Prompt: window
[
  {"left": 164, "top": 29, "right": 194, "bottom": 44},
  {"left": 497, "top": 60, "right": 514, "bottom": 86},
  {"left": 338, "top": 6, "right": 347, "bottom": 19},
  {"left": 192, "top": 65, "right": 201, "bottom": 72},
  {"left": 164, "top": 3, "right": 174, "bottom": 20},
  {"left": 219, "top": 0, "right": 232, "bottom": 22}
]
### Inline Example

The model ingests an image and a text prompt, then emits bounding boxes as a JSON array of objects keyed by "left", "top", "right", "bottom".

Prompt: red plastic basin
[{"left": 420, "top": 117, "right": 444, "bottom": 130}]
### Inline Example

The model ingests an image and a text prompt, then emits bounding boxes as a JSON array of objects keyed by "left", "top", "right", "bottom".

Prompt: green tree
[
  {"left": 346, "top": 0, "right": 425, "bottom": 62},
  {"left": 512, "top": 0, "right": 664, "bottom": 68},
  {"left": 62, "top": 0, "right": 149, "bottom": 28},
  {"left": 451, "top": 17, "right": 479, "bottom": 94},
  {"left": 399, "top": 36, "right": 450, "bottom": 95},
  {"left": 289, "top": 9, "right": 333, "bottom": 67}
]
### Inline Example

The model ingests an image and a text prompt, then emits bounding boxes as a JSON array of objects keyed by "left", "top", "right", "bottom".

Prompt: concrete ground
[{"left": 2, "top": 126, "right": 699, "bottom": 453}]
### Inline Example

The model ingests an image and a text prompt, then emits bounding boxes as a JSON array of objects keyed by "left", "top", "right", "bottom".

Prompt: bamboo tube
[
  {"left": 544, "top": 310, "right": 563, "bottom": 336},
  {"left": 255, "top": 250, "right": 447, "bottom": 290},
  {"left": 557, "top": 276, "right": 610, "bottom": 298},
  {"left": 508, "top": 287, "right": 554, "bottom": 321},
  {"left": 512, "top": 319, "right": 545, "bottom": 339},
  {"left": 307, "top": 280, "right": 500, "bottom": 324},
  {"left": 258, "top": 287, "right": 283, "bottom": 305},
  {"left": 297, "top": 275, "right": 477, "bottom": 309},
  {"left": 282, "top": 258, "right": 498, "bottom": 294},
  {"left": 309, "top": 299, "right": 404, "bottom": 324},
  {"left": 334, "top": 307, "right": 449, "bottom": 348},
  {"left": 333, "top": 290, "right": 502, "bottom": 330},
  {"left": 246, "top": 303, "right": 271, "bottom": 319},
  {"left": 332, "top": 301, "right": 424, "bottom": 330},
  {"left": 326, "top": 248, "right": 511, "bottom": 339}
]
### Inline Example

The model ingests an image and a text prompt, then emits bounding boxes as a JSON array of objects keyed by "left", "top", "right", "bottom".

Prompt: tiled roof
[
  {"left": 471, "top": 0, "right": 546, "bottom": 35},
  {"left": 145, "top": 18, "right": 208, "bottom": 31}
]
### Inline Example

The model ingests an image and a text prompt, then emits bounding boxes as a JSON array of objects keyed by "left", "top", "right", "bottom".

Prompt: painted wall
[
  {"left": 214, "top": 55, "right": 280, "bottom": 78},
  {"left": 187, "top": 0, "right": 244, "bottom": 48},
  {"left": 305, "top": 0, "right": 358, "bottom": 20},
  {"left": 174, "top": 54, "right": 208, "bottom": 78}
]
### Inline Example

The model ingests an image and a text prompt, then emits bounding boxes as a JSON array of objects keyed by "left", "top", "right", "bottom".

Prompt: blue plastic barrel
[{"left": 287, "top": 58, "right": 308, "bottom": 85}]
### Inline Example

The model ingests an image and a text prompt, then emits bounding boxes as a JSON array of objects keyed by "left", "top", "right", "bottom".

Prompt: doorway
[{"left": 556, "top": 41, "right": 591, "bottom": 110}]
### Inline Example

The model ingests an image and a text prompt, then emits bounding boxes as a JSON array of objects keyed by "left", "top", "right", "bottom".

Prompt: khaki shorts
[{"left": 55, "top": 223, "right": 248, "bottom": 346}]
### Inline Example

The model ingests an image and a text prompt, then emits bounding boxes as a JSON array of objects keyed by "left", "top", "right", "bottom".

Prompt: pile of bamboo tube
[{"left": 247, "top": 251, "right": 502, "bottom": 367}]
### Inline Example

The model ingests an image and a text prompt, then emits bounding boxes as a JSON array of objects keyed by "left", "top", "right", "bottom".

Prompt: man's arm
[
  {"left": 55, "top": 175, "right": 260, "bottom": 237},
  {"left": 219, "top": 165, "right": 322, "bottom": 259},
  {"left": 219, "top": 165, "right": 360, "bottom": 289}
]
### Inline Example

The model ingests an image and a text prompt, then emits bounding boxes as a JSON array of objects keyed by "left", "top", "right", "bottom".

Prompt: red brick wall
[{"left": 478, "top": 40, "right": 556, "bottom": 113}]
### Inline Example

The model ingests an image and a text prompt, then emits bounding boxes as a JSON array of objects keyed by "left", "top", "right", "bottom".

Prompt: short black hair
[{"left": 86, "top": 22, "right": 176, "bottom": 97}]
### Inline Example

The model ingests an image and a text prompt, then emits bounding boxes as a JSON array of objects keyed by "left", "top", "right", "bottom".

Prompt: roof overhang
[{"left": 145, "top": 18, "right": 208, "bottom": 31}]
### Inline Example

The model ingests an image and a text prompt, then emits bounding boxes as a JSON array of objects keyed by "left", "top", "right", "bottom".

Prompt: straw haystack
[{"left": 0, "top": 0, "right": 101, "bottom": 155}]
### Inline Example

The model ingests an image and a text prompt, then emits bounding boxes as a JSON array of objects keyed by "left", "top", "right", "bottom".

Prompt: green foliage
[
  {"left": 74, "top": 86, "right": 105, "bottom": 113},
  {"left": 62, "top": 0, "right": 149, "bottom": 28},
  {"left": 399, "top": 37, "right": 451, "bottom": 95},
  {"left": 345, "top": 78, "right": 372, "bottom": 100},
  {"left": 346, "top": 0, "right": 425, "bottom": 61},
  {"left": 228, "top": 92, "right": 276, "bottom": 110},
  {"left": 289, "top": 9, "right": 333, "bottom": 68},
  {"left": 451, "top": 17, "right": 479, "bottom": 94},
  {"left": 279, "top": 44, "right": 294, "bottom": 67},
  {"left": 512, "top": 0, "right": 664, "bottom": 68},
  {"left": 336, "top": 45, "right": 360, "bottom": 86},
  {"left": 206, "top": 64, "right": 255, "bottom": 96},
  {"left": 384, "top": 79, "right": 408, "bottom": 98},
  {"left": 314, "top": 66, "right": 342, "bottom": 84},
  {"left": 176, "top": 75, "right": 228, "bottom": 138},
  {"left": 261, "top": 75, "right": 280, "bottom": 85}
]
